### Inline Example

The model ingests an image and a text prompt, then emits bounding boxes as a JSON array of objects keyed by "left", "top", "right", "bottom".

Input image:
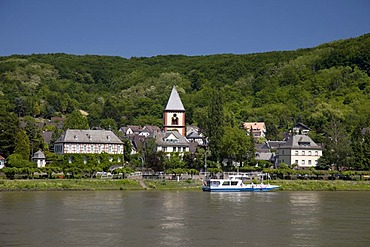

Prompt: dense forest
[{"left": 0, "top": 33, "right": 370, "bottom": 170}]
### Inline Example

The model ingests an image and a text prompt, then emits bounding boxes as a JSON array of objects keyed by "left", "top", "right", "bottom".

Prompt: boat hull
[{"left": 202, "top": 185, "right": 280, "bottom": 192}]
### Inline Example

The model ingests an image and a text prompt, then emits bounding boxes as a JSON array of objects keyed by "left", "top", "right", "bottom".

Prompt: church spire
[
  {"left": 163, "top": 86, "right": 186, "bottom": 136},
  {"left": 165, "top": 86, "right": 185, "bottom": 111}
]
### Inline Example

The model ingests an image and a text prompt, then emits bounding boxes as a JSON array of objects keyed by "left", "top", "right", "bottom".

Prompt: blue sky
[{"left": 1, "top": 0, "right": 369, "bottom": 58}]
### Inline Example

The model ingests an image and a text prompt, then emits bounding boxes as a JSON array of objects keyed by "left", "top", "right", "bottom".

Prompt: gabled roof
[
  {"left": 165, "top": 86, "right": 185, "bottom": 111},
  {"left": 156, "top": 130, "right": 189, "bottom": 147},
  {"left": 142, "top": 125, "right": 161, "bottom": 134},
  {"left": 186, "top": 131, "right": 202, "bottom": 139},
  {"left": 33, "top": 150, "right": 45, "bottom": 159},
  {"left": 55, "top": 129, "right": 123, "bottom": 144},
  {"left": 293, "top": 122, "right": 311, "bottom": 130},
  {"left": 243, "top": 122, "right": 266, "bottom": 131},
  {"left": 127, "top": 125, "right": 143, "bottom": 132}
]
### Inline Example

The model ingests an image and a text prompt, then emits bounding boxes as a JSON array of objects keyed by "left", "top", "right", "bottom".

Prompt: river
[{"left": 0, "top": 191, "right": 369, "bottom": 246}]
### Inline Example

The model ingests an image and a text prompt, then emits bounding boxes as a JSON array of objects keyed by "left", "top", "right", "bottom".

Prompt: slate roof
[
  {"left": 279, "top": 134, "right": 321, "bottom": 149},
  {"left": 165, "top": 86, "right": 185, "bottom": 111},
  {"left": 33, "top": 150, "right": 45, "bottom": 159},
  {"left": 55, "top": 129, "right": 123, "bottom": 144},
  {"left": 156, "top": 130, "right": 189, "bottom": 147},
  {"left": 255, "top": 152, "right": 274, "bottom": 161}
]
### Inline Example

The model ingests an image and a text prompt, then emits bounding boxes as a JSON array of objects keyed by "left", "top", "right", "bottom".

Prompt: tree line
[{"left": 0, "top": 33, "right": 370, "bottom": 172}]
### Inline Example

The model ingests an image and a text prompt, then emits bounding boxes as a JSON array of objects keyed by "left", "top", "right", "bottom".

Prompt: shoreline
[{"left": 1, "top": 179, "right": 370, "bottom": 192}]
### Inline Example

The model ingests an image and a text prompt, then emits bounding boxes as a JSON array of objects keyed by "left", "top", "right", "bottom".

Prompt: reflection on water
[
  {"left": 289, "top": 192, "right": 321, "bottom": 247},
  {"left": 158, "top": 192, "right": 187, "bottom": 247},
  {"left": 1, "top": 191, "right": 370, "bottom": 246}
]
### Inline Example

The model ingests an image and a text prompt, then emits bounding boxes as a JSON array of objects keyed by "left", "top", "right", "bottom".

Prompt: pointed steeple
[{"left": 165, "top": 86, "right": 185, "bottom": 111}]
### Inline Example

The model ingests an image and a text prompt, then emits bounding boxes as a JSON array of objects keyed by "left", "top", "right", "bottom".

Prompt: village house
[
  {"left": 0, "top": 155, "right": 5, "bottom": 169},
  {"left": 32, "top": 150, "right": 46, "bottom": 168},
  {"left": 276, "top": 134, "right": 323, "bottom": 168},
  {"left": 243, "top": 122, "right": 266, "bottom": 138},
  {"left": 54, "top": 129, "right": 124, "bottom": 156},
  {"left": 156, "top": 130, "right": 190, "bottom": 156},
  {"left": 293, "top": 122, "right": 311, "bottom": 135}
]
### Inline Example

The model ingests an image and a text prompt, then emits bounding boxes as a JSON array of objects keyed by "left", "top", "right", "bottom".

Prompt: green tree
[
  {"left": 221, "top": 126, "right": 255, "bottom": 168},
  {"left": 321, "top": 119, "right": 353, "bottom": 170},
  {"left": 7, "top": 153, "right": 35, "bottom": 168},
  {"left": 14, "top": 130, "right": 31, "bottom": 160},
  {"left": 363, "top": 131, "right": 370, "bottom": 170},
  {"left": 0, "top": 111, "right": 20, "bottom": 157},
  {"left": 63, "top": 110, "right": 89, "bottom": 130},
  {"left": 24, "top": 116, "right": 44, "bottom": 153},
  {"left": 203, "top": 88, "right": 224, "bottom": 162}
]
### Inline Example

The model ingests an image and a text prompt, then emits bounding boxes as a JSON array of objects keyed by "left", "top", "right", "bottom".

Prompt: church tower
[{"left": 163, "top": 86, "right": 185, "bottom": 136}]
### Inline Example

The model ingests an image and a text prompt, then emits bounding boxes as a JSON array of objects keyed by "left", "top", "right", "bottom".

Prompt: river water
[{"left": 0, "top": 190, "right": 369, "bottom": 247}]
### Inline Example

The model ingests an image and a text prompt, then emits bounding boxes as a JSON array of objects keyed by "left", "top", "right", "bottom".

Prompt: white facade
[
  {"left": 156, "top": 131, "right": 190, "bottom": 156},
  {"left": 276, "top": 134, "right": 323, "bottom": 168},
  {"left": 0, "top": 156, "right": 4, "bottom": 169},
  {"left": 277, "top": 148, "right": 322, "bottom": 168},
  {"left": 54, "top": 129, "right": 124, "bottom": 155}
]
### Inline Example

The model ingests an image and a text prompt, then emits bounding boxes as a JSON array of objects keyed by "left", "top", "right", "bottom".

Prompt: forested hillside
[{"left": 1, "top": 33, "right": 370, "bottom": 169}]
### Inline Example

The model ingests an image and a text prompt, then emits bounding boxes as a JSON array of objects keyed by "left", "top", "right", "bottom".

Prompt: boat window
[
  {"left": 211, "top": 181, "right": 220, "bottom": 187},
  {"left": 231, "top": 181, "right": 238, "bottom": 186},
  {"left": 222, "top": 181, "right": 230, "bottom": 186}
]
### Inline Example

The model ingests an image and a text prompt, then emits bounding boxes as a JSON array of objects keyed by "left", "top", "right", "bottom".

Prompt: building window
[
  {"left": 173, "top": 147, "right": 177, "bottom": 152},
  {"left": 84, "top": 145, "right": 87, "bottom": 153},
  {"left": 295, "top": 151, "right": 298, "bottom": 155},
  {"left": 98, "top": 145, "right": 102, "bottom": 153},
  {"left": 68, "top": 144, "right": 72, "bottom": 152},
  {"left": 308, "top": 160, "right": 312, "bottom": 166},
  {"left": 309, "top": 151, "right": 312, "bottom": 156},
  {"left": 302, "top": 151, "right": 305, "bottom": 156},
  {"left": 163, "top": 147, "right": 167, "bottom": 152},
  {"left": 108, "top": 145, "right": 112, "bottom": 153},
  {"left": 295, "top": 160, "right": 298, "bottom": 164},
  {"left": 117, "top": 145, "right": 121, "bottom": 153},
  {"left": 76, "top": 144, "right": 80, "bottom": 153},
  {"left": 315, "top": 151, "right": 318, "bottom": 156},
  {"left": 301, "top": 160, "right": 305, "bottom": 165}
]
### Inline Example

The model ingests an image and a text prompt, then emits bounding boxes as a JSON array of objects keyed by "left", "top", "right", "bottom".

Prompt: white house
[
  {"left": 0, "top": 155, "right": 5, "bottom": 169},
  {"left": 156, "top": 131, "right": 190, "bottom": 156},
  {"left": 243, "top": 122, "right": 266, "bottom": 138},
  {"left": 54, "top": 129, "right": 124, "bottom": 155},
  {"left": 32, "top": 150, "right": 46, "bottom": 168},
  {"left": 276, "top": 134, "right": 322, "bottom": 168}
]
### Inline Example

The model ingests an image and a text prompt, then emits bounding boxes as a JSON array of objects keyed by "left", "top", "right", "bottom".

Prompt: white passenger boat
[{"left": 202, "top": 176, "right": 280, "bottom": 192}]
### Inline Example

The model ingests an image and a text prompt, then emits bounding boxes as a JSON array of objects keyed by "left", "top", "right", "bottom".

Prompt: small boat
[{"left": 202, "top": 176, "right": 280, "bottom": 192}]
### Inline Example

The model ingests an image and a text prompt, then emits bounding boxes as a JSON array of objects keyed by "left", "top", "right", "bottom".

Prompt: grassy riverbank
[
  {"left": 0, "top": 179, "right": 143, "bottom": 191},
  {"left": 278, "top": 180, "right": 370, "bottom": 191},
  {"left": 0, "top": 179, "right": 370, "bottom": 191}
]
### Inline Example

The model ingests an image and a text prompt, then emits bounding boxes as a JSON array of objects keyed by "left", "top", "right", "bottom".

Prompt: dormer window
[
  {"left": 107, "top": 135, "right": 111, "bottom": 141},
  {"left": 298, "top": 141, "right": 310, "bottom": 146},
  {"left": 74, "top": 135, "right": 78, "bottom": 140}
]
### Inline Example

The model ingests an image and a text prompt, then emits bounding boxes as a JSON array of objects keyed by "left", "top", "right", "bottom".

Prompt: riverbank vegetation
[{"left": 1, "top": 178, "right": 370, "bottom": 192}]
